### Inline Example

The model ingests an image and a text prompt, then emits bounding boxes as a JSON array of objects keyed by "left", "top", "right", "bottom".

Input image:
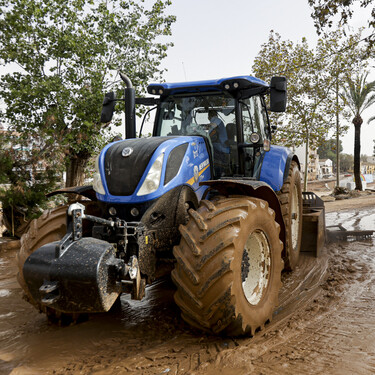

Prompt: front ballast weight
[{"left": 23, "top": 203, "right": 146, "bottom": 314}]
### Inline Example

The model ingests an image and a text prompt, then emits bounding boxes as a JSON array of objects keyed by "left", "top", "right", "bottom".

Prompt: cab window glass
[
  {"left": 241, "top": 96, "right": 268, "bottom": 143},
  {"left": 156, "top": 94, "right": 237, "bottom": 177},
  {"left": 157, "top": 94, "right": 235, "bottom": 137}
]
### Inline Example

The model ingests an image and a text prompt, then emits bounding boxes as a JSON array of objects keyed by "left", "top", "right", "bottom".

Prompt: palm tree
[{"left": 341, "top": 73, "right": 375, "bottom": 190}]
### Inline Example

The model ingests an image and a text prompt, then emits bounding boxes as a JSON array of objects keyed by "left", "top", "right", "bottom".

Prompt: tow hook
[{"left": 127, "top": 256, "right": 146, "bottom": 300}]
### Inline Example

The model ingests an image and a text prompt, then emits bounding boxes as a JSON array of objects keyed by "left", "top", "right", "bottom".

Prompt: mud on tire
[
  {"left": 172, "top": 196, "right": 283, "bottom": 336},
  {"left": 277, "top": 161, "right": 303, "bottom": 271}
]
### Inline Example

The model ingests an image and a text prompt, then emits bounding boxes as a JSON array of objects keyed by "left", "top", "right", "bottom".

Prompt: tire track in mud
[
  {"left": 243, "top": 242, "right": 375, "bottom": 375},
  {"left": 52, "top": 245, "right": 363, "bottom": 375},
  {"left": 1, "top": 209, "right": 375, "bottom": 375}
]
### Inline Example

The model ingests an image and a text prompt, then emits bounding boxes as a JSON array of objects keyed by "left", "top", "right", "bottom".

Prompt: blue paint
[
  {"left": 96, "top": 136, "right": 211, "bottom": 204},
  {"left": 259, "top": 145, "right": 293, "bottom": 191},
  {"left": 148, "top": 75, "right": 268, "bottom": 95}
]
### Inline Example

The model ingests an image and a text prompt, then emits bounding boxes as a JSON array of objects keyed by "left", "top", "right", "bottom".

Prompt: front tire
[{"left": 172, "top": 196, "right": 283, "bottom": 336}]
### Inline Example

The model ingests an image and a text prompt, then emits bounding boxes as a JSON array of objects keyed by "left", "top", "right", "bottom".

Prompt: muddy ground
[{"left": 0, "top": 196, "right": 375, "bottom": 375}]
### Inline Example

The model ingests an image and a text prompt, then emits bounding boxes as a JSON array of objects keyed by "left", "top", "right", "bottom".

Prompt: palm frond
[
  {"left": 343, "top": 71, "right": 375, "bottom": 116},
  {"left": 362, "top": 92, "right": 375, "bottom": 112},
  {"left": 367, "top": 115, "right": 375, "bottom": 124}
]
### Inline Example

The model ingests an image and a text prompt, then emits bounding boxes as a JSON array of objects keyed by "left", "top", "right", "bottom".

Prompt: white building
[
  {"left": 293, "top": 145, "right": 320, "bottom": 180},
  {"left": 319, "top": 159, "right": 333, "bottom": 179}
]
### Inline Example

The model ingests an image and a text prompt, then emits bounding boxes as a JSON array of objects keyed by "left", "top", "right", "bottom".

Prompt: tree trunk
[
  {"left": 353, "top": 115, "right": 363, "bottom": 191},
  {"left": 335, "top": 77, "right": 340, "bottom": 188},
  {"left": 65, "top": 149, "right": 90, "bottom": 187},
  {"left": 303, "top": 130, "right": 309, "bottom": 192}
]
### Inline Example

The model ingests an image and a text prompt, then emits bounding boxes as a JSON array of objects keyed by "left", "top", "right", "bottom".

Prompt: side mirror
[
  {"left": 270, "top": 77, "right": 287, "bottom": 113},
  {"left": 100, "top": 92, "right": 116, "bottom": 123}
]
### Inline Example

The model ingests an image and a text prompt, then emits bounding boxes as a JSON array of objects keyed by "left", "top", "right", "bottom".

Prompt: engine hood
[
  {"left": 96, "top": 136, "right": 212, "bottom": 203},
  {"left": 104, "top": 137, "right": 172, "bottom": 196}
]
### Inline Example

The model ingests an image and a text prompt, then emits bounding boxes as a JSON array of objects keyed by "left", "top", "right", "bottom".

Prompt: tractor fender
[
  {"left": 258, "top": 146, "right": 300, "bottom": 192},
  {"left": 138, "top": 185, "right": 199, "bottom": 280},
  {"left": 200, "top": 179, "right": 285, "bottom": 246},
  {"left": 46, "top": 185, "right": 97, "bottom": 201}
]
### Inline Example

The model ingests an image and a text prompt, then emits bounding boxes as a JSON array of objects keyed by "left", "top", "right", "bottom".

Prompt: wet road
[{"left": 0, "top": 207, "right": 374, "bottom": 374}]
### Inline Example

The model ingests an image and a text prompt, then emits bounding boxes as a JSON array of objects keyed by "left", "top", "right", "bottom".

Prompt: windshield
[
  {"left": 156, "top": 94, "right": 235, "bottom": 137},
  {"left": 155, "top": 93, "right": 236, "bottom": 178}
]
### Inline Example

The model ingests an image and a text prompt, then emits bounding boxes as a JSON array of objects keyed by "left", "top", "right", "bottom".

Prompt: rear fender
[
  {"left": 258, "top": 146, "right": 300, "bottom": 192},
  {"left": 200, "top": 179, "right": 285, "bottom": 247}
]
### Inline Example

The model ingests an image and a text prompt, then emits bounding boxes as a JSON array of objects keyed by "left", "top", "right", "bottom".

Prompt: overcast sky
[{"left": 158, "top": 0, "right": 374, "bottom": 156}]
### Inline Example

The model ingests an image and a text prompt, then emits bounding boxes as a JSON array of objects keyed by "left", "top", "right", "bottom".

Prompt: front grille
[{"left": 104, "top": 138, "right": 169, "bottom": 196}]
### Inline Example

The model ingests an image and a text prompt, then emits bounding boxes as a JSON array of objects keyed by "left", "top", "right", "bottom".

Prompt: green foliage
[
  {"left": 0, "top": 131, "right": 64, "bottom": 228},
  {"left": 340, "top": 72, "right": 375, "bottom": 189},
  {"left": 341, "top": 72, "right": 375, "bottom": 119},
  {"left": 340, "top": 153, "right": 354, "bottom": 172},
  {"left": 252, "top": 29, "right": 367, "bottom": 150},
  {"left": 318, "top": 138, "right": 343, "bottom": 167},
  {"left": 0, "top": 0, "right": 175, "bottom": 181},
  {"left": 308, "top": 0, "right": 375, "bottom": 47},
  {"left": 0, "top": 0, "right": 175, "bottom": 227}
]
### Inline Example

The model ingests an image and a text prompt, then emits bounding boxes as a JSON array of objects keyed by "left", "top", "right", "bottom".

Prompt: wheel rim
[
  {"left": 241, "top": 230, "right": 271, "bottom": 305},
  {"left": 291, "top": 185, "right": 300, "bottom": 250}
]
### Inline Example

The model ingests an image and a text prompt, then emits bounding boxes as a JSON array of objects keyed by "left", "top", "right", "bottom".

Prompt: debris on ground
[{"left": 326, "top": 224, "right": 374, "bottom": 242}]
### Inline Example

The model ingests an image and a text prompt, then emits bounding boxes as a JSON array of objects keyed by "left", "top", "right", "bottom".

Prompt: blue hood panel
[{"left": 96, "top": 136, "right": 211, "bottom": 204}]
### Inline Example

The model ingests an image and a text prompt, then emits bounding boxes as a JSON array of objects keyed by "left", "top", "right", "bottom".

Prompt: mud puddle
[{"left": 0, "top": 208, "right": 374, "bottom": 374}]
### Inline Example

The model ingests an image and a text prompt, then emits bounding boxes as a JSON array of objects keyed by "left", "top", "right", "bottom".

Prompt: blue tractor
[{"left": 19, "top": 74, "right": 305, "bottom": 336}]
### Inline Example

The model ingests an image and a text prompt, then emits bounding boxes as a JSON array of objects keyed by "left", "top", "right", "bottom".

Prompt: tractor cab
[{"left": 149, "top": 76, "right": 286, "bottom": 179}]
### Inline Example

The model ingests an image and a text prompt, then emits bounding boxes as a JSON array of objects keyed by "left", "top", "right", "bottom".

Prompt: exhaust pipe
[{"left": 119, "top": 72, "right": 136, "bottom": 139}]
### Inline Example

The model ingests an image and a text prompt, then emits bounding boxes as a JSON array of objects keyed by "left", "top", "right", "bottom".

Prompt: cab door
[{"left": 239, "top": 95, "right": 270, "bottom": 178}]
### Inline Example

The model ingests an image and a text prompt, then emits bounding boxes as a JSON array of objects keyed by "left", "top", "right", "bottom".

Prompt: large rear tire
[
  {"left": 277, "top": 161, "right": 303, "bottom": 271},
  {"left": 172, "top": 196, "right": 283, "bottom": 336}
]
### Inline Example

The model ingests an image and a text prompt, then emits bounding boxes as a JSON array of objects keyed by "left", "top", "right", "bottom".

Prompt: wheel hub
[
  {"left": 241, "top": 230, "right": 271, "bottom": 305},
  {"left": 291, "top": 185, "right": 300, "bottom": 249}
]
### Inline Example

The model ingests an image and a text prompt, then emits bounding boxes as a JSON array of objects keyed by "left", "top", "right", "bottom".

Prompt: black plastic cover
[
  {"left": 104, "top": 137, "right": 171, "bottom": 196},
  {"left": 270, "top": 76, "right": 287, "bottom": 112},
  {"left": 164, "top": 143, "right": 188, "bottom": 185}
]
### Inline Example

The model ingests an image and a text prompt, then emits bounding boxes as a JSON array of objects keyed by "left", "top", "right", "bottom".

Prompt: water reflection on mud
[
  {"left": 326, "top": 209, "right": 375, "bottom": 232},
  {"left": 0, "top": 207, "right": 373, "bottom": 374}
]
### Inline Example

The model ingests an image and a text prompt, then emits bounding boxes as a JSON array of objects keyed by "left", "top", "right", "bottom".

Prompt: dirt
[
  {"left": 324, "top": 191, "right": 375, "bottom": 213},
  {"left": 0, "top": 197, "right": 375, "bottom": 374}
]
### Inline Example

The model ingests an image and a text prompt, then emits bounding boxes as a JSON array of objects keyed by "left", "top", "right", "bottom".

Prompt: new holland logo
[
  {"left": 122, "top": 147, "right": 133, "bottom": 157},
  {"left": 193, "top": 165, "right": 199, "bottom": 183}
]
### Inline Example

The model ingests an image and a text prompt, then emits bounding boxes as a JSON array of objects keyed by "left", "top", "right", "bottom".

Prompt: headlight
[
  {"left": 93, "top": 155, "right": 106, "bottom": 195},
  {"left": 137, "top": 153, "right": 164, "bottom": 196},
  {"left": 250, "top": 133, "right": 260, "bottom": 143}
]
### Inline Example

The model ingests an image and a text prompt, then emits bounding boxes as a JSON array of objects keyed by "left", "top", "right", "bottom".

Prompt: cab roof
[{"left": 147, "top": 75, "right": 269, "bottom": 96}]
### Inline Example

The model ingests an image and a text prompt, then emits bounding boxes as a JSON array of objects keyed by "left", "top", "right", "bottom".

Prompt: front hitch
[{"left": 23, "top": 203, "right": 145, "bottom": 314}]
